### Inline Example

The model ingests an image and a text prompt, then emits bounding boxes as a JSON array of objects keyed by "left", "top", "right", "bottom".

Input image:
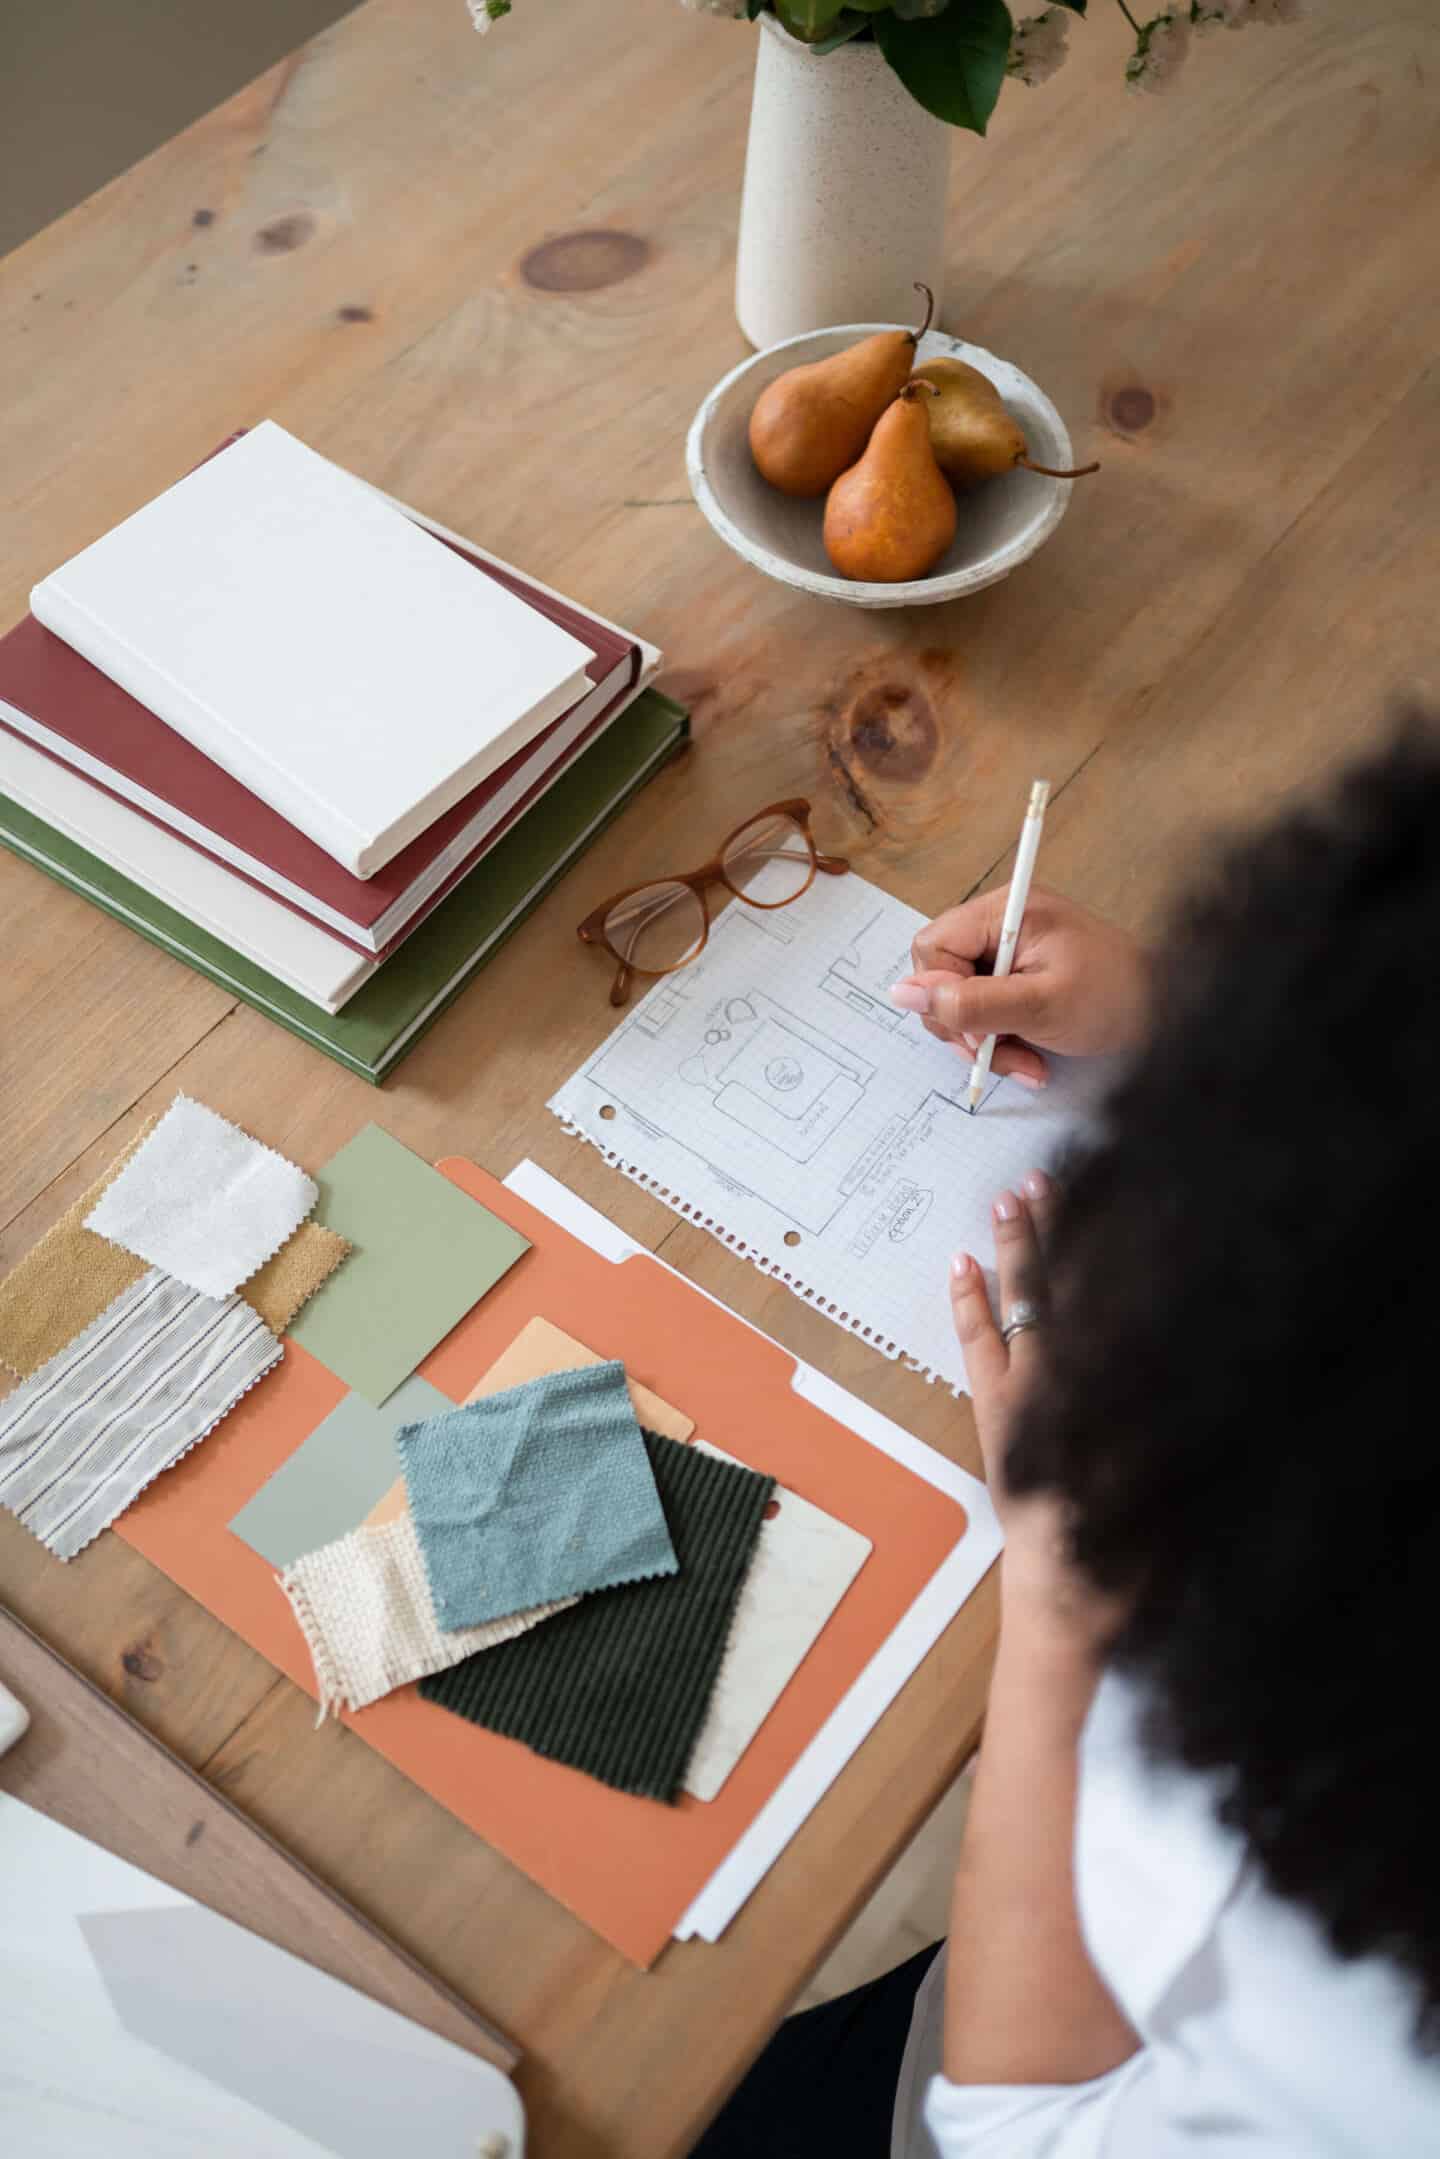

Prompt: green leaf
[
  {"left": 745, "top": 1, "right": 768, "bottom": 20},
  {"left": 873, "top": 0, "right": 1013, "bottom": 134},
  {"left": 774, "top": 0, "right": 849, "bottom": 40},
  {"left": 890, "top": 0, "right": 953, "bottom": 17},
  {"left": 812, "top": 11, "right": 875, "bottom": 52},
  {"left": 1049, "top": 1, "right": 1086, "bottom": 13}
]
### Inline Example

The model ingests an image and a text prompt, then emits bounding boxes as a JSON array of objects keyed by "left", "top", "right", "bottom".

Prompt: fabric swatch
[
  {"left": 286, "top": 1125, "right": 529, "bottom": 1406},
  {"left": 229, "top": 1375, "right": 452, "bottom": 1572},
  {"left": 364, "top": 1315, "right": 694, "bottom": 1530},
  {"left": 241, "top": 1222, "right": 352, "bottom": 1336},
  {"left": 0, "top": 1116, "right": 159, "bottom": 1381},
  {"left": 0, "top": 1269, "right": 280, "bottom": 1560},
  {"left": 278, "top": 1511, "right": 575, "bottom": 1719},
  {"left": 84, "top": 1095, "right": 317, "bottom": 1300},
  {"left": 399, "top": 1362, "right": 677, "bottom": 1631},
  {"left": 419, "top": 1433, "right": 774, "bottom": 1802},
  {"left": 684, "top": 1450, "right": 872, "bottom": 1803}
]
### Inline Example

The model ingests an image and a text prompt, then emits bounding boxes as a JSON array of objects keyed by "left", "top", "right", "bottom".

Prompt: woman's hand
[
  {"left": 951, "top": 1170, "right": 1120, "bottom": 1644},
  {"left": 889, "top": 885, "right": 1150, "bottom": 1087}
]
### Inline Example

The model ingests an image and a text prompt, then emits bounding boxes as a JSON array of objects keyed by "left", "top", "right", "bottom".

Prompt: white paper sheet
[
  {"left": 501, "top": 1161, "right": 1003, "bottom": 1945},
  {"left": 0, "top": 1793, "right": 524, "bottom": 2157},
  {"left": 549, "top": 866, "right": 1097, "bottom": 1393}
]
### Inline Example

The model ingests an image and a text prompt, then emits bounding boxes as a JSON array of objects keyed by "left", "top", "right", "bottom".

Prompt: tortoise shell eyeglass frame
[{"left": 577, "top": 799, "right": 850, "bottom": 1006}]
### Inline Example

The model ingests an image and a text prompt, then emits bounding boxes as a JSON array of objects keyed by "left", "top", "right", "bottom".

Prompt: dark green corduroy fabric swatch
[{"left": 418, "top": 1432, "right": 774, "bottom": 1803}]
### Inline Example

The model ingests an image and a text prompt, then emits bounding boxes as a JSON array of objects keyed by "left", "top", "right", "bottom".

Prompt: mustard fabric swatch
[
  {"left": 0, "top": 1117, "right": 158, "bottom": 1381},
  {"left": 242, "top": 1222, "right": 352, "bottom": 1335}
]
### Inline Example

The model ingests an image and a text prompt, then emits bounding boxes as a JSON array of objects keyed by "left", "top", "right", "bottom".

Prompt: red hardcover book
[{"left": 0, "top": 545, "right": 641, "bottom": 956}]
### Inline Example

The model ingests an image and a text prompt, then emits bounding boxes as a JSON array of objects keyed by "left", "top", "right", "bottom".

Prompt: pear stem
[
  {"left": 909, "top": 282, "right": 935, "bottom": 344},
  {"left": 900, "top": 379, "right": 941, "bottom": 402},
  {"left": 1021, "top": 456, "right": 1101, "bottom": 480},
  {"left": 1113, "top": 0, "right": 1142, "bottom": 32}
]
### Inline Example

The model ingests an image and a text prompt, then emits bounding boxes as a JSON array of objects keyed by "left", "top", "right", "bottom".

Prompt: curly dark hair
[{"left": 1007, "top": 715, "right": 1440, "bottom": 2043}]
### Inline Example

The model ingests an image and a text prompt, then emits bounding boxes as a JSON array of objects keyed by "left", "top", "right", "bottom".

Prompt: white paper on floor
[{"left": 550, "top": 866, "right": 1102, "bottom": 1393}]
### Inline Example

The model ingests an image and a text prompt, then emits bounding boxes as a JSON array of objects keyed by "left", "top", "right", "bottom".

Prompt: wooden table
[{"left": 2, "top": 1, "right": 1437, "bottom": 2149}]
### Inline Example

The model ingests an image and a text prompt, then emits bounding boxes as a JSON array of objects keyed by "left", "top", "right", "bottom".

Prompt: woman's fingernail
[
  {"left": 888, "top": 981, "right": 930, "bottom": 1014},
  {"left": 993, "top": 1190, "right": 1019, "bottom": 1224},
  {"left": 1022, "top": 1169, "right": 1051, "bottom": 1202},
  {"left": 1013, "top": 1071, "right": 1046, "bottom": 1091},
  {"left": 962, "top": 1033, "right": 979, "bottom": 1052},
  {"left": 951, "top": 1253, "right": 972, "bottom": 1283}
]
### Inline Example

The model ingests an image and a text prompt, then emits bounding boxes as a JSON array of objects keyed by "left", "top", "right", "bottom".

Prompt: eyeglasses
[{"left": 577, "top": 799, "right": 850, "bottom": 1006}]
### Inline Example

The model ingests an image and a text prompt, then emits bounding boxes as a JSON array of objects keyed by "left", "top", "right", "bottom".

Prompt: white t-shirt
[{"left": 893, "top": 1671, "right": 1440, "bottom": 2157}]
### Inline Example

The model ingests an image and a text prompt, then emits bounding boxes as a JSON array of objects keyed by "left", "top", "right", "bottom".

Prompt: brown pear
[
  {"left": 749, "top": 284, "right": 935, "bottom": 498},
  {"left": 911, "top": 357, "right": 1100, "bottom": 488},
  {"left": 823, "top": 382, "right": 957, "bottom": 584}
]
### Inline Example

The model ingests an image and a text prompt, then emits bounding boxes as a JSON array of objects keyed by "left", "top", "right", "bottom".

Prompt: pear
[
  {"left": 911, "top": 357, "right": 1100, "bottom": 488},
  {"left": 823, "top": 382, "right": 957, "bottom": 584},
  {"left": 749, "top": 284, "right": 935, "bottom": 498}
]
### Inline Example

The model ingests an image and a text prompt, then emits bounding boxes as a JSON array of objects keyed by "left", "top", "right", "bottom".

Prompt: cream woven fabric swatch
[
  {"left": 279, "top": 1512, "right": 575, "bottom": 1720},
  {"left": 242, "top": 1222, "right": 351, "bottom": 1335},
  {"left": 85, "top": 1095, "right": 317, "bottom": 1300},
  {"left": 0, "top": 1116, "right": 159, "bottom": 1380}
]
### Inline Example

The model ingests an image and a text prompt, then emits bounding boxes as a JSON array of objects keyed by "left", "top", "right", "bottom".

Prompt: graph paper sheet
[{"left": 550, "top": 868, "right": 1101, "bottom": 1393}]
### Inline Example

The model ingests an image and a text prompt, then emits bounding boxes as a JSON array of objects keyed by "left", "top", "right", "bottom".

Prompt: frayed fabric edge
[
  {"left": 277, "top": 1563, "right": 347, "bottom": 1726},
  {"left": 23, "top": 1334, "right": 283, "bottom": 1563}
]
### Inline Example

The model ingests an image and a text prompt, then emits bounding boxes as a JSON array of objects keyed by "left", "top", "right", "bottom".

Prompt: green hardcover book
[{"left": 0, "top": 689, "right": 688, "bottom": 1084}]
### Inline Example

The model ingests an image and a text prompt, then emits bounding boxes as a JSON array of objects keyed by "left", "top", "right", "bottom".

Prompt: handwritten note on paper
[{"left": 549, "top": 867, "right": 1101, "bottom": 1394}]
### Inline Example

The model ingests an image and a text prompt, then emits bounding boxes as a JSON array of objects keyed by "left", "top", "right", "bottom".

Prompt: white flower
[
  {"left": 1126, "top": 11, "right": 1192, "bottom": 93},
  {"left": 1007, "top": 7, "right": 1072, "bottom": 88},
  {"left": 467, "top": 0, "right": 511, "bottom": 31}
]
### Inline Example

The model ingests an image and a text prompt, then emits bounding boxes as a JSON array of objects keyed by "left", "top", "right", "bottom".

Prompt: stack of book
[{"left": 0, "top": 422, "right": 687, "bottom": 1082}]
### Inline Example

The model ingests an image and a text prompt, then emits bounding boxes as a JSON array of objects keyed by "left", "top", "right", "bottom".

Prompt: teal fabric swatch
[{"left": 398, "top": 1361, "right": 678, "bottom": 1629}]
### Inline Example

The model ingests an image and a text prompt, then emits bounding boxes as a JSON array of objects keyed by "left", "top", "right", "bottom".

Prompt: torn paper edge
[{"left": 549, "top": 1113, "right": 968, "bottom": 1398}]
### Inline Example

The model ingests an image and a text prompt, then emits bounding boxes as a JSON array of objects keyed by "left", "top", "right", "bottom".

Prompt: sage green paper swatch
[
  {"left": 229, "top": 1374, "right": 453, "bottom": 1570},
  {"left": 288, "top": 1126, "right": 530, "bottom": 1406}
]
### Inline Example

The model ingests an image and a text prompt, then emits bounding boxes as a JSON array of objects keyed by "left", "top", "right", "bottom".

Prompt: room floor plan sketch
[{"left": 552, "top": 867, "right": 1097, "bottom": 1391}]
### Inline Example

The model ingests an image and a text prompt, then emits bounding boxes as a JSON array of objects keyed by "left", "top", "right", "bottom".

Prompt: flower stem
[{"left": 1113, "top": 0, "right": 1143, "bottom": 31}]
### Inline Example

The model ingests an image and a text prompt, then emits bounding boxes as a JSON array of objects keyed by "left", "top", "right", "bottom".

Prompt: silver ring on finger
[{"left": 1001, "top": 1300, "right": 1042, "bottom": 1347}]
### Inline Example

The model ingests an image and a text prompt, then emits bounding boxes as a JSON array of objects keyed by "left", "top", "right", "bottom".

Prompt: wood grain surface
[
  {"left": 0, "top": 1608, "right": 518, "bottom": 2072},
  {"left": 2, "top": 1, "right": 1439, "bottom": 2151}
]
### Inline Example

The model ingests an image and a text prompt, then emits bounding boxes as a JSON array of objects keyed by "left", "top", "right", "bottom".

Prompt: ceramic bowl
[{"left": 686, "top": 324, "right": 1076, "bottom": 609}]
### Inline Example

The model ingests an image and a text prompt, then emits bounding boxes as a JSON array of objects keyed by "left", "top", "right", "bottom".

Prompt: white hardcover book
[
  {"left": 0, "top": 731, "right": 375, "bottom": 1013},
  {"left": 30, "top": 422, "right": 592, "bottom": 879}
]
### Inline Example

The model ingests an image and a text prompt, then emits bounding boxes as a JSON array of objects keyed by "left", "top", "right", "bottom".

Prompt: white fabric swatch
[
  {"left": 85, "top": 1095, "right": 317, "bottom": 1300},
  {"left": 0, "top": 1269, "right": 281, "bottom": 1560},
  {"left": 685, "top": 1450, "right": 872, "bottom": 1804},
  {"left": 279, "top": 1512, "right": 576, "bottom": 1720}
]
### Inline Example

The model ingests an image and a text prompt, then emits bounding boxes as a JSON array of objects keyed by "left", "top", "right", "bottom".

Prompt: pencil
[{"left": 966, "top": 778, "right": 1051, "bottom": 1113}]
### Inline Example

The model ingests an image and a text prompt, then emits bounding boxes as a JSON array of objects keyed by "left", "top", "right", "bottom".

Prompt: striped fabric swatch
[
  {"left": 0, "top": 1269, "right": 281, "bottom": 1560},
  {"left": 419, "top": 1433, "right": 774, "bottom": 1803},
  {"left": 279, "top": 1512, "right": 576, "bottom": 1721}
]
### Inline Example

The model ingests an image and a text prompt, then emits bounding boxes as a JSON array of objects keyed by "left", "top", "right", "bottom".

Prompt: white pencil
[{"left": 966, "top": 778, "right": 1051, "bottom": 1113}]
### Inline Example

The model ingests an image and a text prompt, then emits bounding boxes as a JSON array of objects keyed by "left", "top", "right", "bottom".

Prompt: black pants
[{"left": 690, "top": 1943, "right": 942, "bottom": 2157}]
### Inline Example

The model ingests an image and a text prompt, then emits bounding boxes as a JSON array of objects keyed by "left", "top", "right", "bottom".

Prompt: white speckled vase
[{"left": 735, "top": 16, "right": 952, "bottom": 349}]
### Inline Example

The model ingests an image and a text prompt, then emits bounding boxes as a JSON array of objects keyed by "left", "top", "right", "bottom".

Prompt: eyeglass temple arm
[{"left": 815, "top": 851, "right": 850, "bottom": 874}]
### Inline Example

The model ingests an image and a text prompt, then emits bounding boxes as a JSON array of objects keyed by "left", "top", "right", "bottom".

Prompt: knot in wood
[
  {"left": 254, "top": 211, "right": 316, "bottom": 254},
  {"left": 846, "top": 682, "right": 939, "bottom": 784},
  {"left": 520, "top": 230, "right": 650, "bottom": 292},
  {"left": 1108, "top": 385, "right": 1156, "bottom": 434}
]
